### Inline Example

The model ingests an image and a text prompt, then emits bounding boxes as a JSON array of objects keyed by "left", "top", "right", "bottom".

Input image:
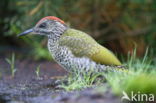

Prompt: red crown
[{"left": 37, "top": 16, "right": 65, "bottom": 24}]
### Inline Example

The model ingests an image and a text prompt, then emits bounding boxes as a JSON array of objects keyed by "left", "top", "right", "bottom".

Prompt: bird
[{"left": 18, "top": 16, "right": 124, "bottom": 73}]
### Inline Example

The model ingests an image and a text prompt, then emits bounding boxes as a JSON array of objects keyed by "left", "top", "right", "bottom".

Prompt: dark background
[{"left": 0, "top": 0, "right": 156, "bottom": 60}]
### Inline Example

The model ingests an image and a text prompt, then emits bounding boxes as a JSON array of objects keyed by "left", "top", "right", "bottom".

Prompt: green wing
[
  {"left": 59, "top": 29, "right": 121, "bottom": 65},
  {"left": 59, "top": 29, "right": 99, "bottom": 57}
]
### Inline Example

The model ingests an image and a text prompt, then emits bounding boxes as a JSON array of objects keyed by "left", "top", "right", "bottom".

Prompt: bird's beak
[{"left": 18, "top": 28, "right": 33, "bottom": 37}]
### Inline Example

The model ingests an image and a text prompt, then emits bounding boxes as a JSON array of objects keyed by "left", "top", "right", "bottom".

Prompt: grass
[
  {"left": 60, "top": 49, "right": 156, "bottom": 102},
  {"left": 59, "top": 67, "right": 105, "bottom": 91},
  {"left": 35, "top": 65, "right": 41, "bottom": 78},
  {"left": 106, "top": 48, "right": 155, "bottom": 93},
  {"left": 5, "top": 53, "right": 17, "bottom": 77}
]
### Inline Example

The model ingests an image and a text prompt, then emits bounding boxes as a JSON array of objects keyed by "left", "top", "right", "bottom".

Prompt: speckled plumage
[
  {"left": 47, "top": 28, "right": 122, "bottom": 72},
  {"left": 48, "top": 37, "right": 107, "bottom": 73},
  {"left": 19, "top": 16, "right": 125, "bottom": 73}
]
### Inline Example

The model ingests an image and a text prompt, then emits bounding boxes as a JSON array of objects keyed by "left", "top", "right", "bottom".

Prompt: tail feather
[{"left": 96, "top": 64, "right": 129, "bottom": 73}]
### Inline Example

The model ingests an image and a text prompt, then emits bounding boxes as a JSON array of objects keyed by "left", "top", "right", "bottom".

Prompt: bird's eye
[{"left": 38, "top": 23, "right": 46, "bottom": 28}]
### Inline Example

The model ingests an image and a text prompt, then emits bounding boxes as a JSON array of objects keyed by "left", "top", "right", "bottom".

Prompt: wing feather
[{"left": 59, "top": 29, "right": 121, "bottom": 65}]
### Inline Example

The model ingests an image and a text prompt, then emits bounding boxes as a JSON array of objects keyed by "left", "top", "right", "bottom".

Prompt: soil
[{"left": 0, "top": 57, "right": 121, "bottom": 103}]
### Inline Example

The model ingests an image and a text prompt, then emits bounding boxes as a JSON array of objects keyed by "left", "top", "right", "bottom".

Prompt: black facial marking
[{"left": 38, "top": 22, "right": 47, "bottom": 28}]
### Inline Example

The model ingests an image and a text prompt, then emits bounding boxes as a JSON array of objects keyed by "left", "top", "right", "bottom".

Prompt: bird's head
[{"left": 18, "top": 16, "right": 67, "bottom": 38}]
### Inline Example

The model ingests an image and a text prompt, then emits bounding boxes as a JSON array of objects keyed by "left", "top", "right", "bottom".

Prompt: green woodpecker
[{"left": 18, "top": 16, "right": 123, "bottom": 73}]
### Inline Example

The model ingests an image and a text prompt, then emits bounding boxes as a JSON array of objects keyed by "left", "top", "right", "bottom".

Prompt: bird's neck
[
  {"left": 47, "top": 25, "right": 68, "bottom": 56},
  {"left": 47, "top": 24, "right": 68, "bottom": 42}
]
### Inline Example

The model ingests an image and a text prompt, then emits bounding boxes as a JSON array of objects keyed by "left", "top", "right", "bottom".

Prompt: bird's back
[{"left": 60, "top": 29, "right": 121, "bottom": 66}]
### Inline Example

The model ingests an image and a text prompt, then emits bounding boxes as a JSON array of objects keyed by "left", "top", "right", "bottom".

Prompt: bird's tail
[{"left": 96, "top": 64, "right": 129, "bottom": 73}]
